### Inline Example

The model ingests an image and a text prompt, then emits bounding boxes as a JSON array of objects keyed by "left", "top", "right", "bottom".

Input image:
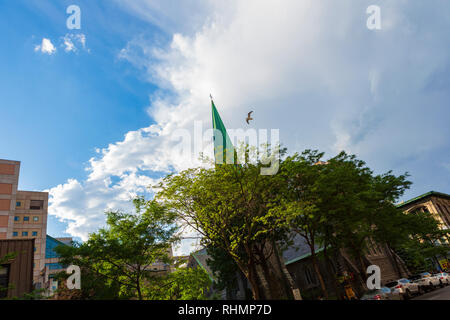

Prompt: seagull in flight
[{"left": 246, "top": 111, "right": 254, "bottom": 124}]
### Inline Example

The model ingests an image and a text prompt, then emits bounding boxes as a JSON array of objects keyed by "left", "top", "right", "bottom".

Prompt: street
[{"left": 413, "top": 285, "right": 450, "bottom": 300}]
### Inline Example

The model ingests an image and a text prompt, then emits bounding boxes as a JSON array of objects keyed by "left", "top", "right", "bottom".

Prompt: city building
[
  {"left": 397, "top": 191, "right": 450, "bottom": 271},
  {"left": 283, "top": 235, "right": 409, "bottom": 299},
  {"left": 39, "top": 235, "right": 73, "bottom": 295},
  {"left": 0, "top": 159, "right": 48, "bottom": 287},
  {"left": 397, "top": 191, "right": 450, "bottom": 230},
  {"left": 0, "top": 239, "right": 34, "bottom": 298}
]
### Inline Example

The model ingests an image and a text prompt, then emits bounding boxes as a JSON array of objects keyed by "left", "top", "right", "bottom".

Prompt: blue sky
[
  {"left": 0, "top": 1, "right": 449, "bottom": 254},
  {"left": 0, "top": 0, "right": 157, "bottom": 189},
  {"left": 0, "top": 0, "right": 163, "bottom": 238}
]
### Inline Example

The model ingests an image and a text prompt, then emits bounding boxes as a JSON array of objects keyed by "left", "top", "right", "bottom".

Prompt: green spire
[{"left": 211, "top": 99, "right": 235, "bottom": 165}]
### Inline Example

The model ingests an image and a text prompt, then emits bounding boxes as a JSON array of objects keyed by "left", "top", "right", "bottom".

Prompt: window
[
  {"left": 45, "top": 263, "right": 65, "bottom": 270},
  {"left": 23, "top": 216, "right": 29, "bottom": 222},
  {"left": 12, "top": 232, "right": 18, "bottom": 237},
  {"left": 304, "top": 266, "right": 316, "bottom": 285},
  {"left": 33, "top": 216, "right": 39, "bottom": 222},
  {"left": 0, "top": 265, "right": 10, "bottom": 299},
  {"left": 34, "top": 247, "right": 36, "bottom": 252},
  {"left": 399, "top": 279, "right": 410, "bottom": 284},
  {"left": 22, "top": 231, "right": 28, "bottom": 236},
  {"left": 16, "top": 201, "right": 21, "bottom": 207},
  {"left": 30, "top": 200, "right": 43, "bottom": 210},
  {"left": 32, "top": 231, "right": 38, "bottom": 237},
  {"left": 14, "top": 216, "right": 19, "bottom": 222}
]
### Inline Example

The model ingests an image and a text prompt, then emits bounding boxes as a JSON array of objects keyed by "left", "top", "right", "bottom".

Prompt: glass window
[
  {"left": 30, "top": 200, "right": 43, "bottom": 210},
  {"left": 33, "top": 216, "right": 39, "bottom": 222},
  {"left": 23, "top": 216, "right": 29, "bottom": 221},
  {"left": 16, "top": 201, "right": 21, "bottom": 207},
  {"left": 399, "top": 279, "right": 410, "bottom": 283},
  {"left": 12, "top": 232, "right": 18, "bottom": 237},
  {"left": 32, "top": 231, "right": 38, "bottom": 236},
  {"left": 22, "top": 231, "right": 28, "bottom": 236},
  {"left": 14, "top": 216, "right": 19, "bottom": 222}
]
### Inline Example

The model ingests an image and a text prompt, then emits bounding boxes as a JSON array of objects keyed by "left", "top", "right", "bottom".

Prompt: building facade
[
  {"left": 0, "top": 239, "right": 34, "bottom": 298},
  {"left": 397, "top": 191, "right": 450, "bottom": 231},
  {"left": 283, "top": 235, "right": 409, "bottom": 300},
  {"left": 0, "top": 159, "right": 48, "bottom": 287},
  {"left": 397, "top": 191, "right": 450, "bottom": 271}
]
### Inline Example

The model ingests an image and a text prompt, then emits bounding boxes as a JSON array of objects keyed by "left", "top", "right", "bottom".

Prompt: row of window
[
  {"left": 15, "top": 200, "right": 44, "bottom": 210},
  {"left": 12, "top": 231, "right": 39, "bottom": 237},
  {"left": 14, "top": 216, "right": 39, "bottom": 222}
]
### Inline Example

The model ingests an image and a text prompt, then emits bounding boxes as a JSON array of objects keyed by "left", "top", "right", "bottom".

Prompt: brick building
[{"left": 0, "top": 159, "right": 48, "bottom": 287}]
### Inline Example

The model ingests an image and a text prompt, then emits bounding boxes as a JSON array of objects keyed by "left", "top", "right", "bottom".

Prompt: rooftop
[{"left": 396, "top": 191, "right": 450, "bottom": 208}]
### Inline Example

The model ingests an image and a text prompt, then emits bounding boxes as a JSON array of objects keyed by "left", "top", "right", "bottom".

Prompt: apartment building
[{"left": 0, "top": 159, "right": 48, "bottom": 287}]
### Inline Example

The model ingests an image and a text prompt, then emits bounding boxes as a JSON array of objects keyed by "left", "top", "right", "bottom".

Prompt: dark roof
[
  {"left": 282, "top": 234, "right": 323, "bottom": 265},
  {"left": 191, "top": 236, "right": 322, "bottom": 272},
  {"left": 396, "top": 191, "right": 450, "bottom": 208},
  {"left": 191, "top": 248, "right": 215, "bottom": 282}
]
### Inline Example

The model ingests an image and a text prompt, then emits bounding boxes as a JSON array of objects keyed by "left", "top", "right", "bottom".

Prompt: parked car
[
  {"left": 433, "top": 272, "right": 450, "bottom": 286},
  {"left": 409, "top": 272, "right": 441, "bottom": 292},
  {"left": 385, "top": 279, "right": 420, "bottom": 299},
  {"left": 360, "top": 287, "right": 402, "bottom": 300}
]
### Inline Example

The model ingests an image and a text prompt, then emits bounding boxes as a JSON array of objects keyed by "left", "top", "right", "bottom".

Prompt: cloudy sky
[{"left": 1, "top": 0, "right": 449, "bottom": 255}]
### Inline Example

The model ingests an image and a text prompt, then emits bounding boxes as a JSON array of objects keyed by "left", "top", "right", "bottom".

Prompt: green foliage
[
  {"left": 378, "top": 209, "right": 450, "bottom": 273},
  {"left": 205, "top": 246, "right": 240, "bottom": 295},
  {"left": 158, "top": 267, "right": 212, "bottom": 300},
  {"left": 156, "top": 145, "right": 297, "bottom": 299},
  {"left": 55, "top": 199, "right": 180, "bottom": 300}
]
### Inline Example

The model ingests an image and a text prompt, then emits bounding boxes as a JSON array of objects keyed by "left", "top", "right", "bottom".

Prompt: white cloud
[
  {"left": 62, "top": 33, "right": 88, "bottom": 53},
  {"left": 34, "top": 38, "right": 56, "bottom": 55},
  {"left": 49, "top": 0, "right": 450, "bottom": 255}
]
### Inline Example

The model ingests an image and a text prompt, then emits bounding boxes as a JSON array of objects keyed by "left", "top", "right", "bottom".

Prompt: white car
[
  {"left": 409, "top": 272, "right": 441, "bottom": 292},
  {"left": 433, "top": 272, "right": 450, "bottom": 286},
  {"left": 385, "top": 278, "right": 420, "bottom": 299}
]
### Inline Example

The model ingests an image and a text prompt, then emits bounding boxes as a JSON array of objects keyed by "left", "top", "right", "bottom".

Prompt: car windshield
[{"left": 399, "top": 279, "right": 410, "bottom": 283}]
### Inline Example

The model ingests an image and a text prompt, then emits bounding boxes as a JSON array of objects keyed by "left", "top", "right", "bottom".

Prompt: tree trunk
[
  {"left": 255, "top": 263, "right": 273, "bottom": 299},
  {"left": 272, "top": 240, "right": 302, "bottom": 300},
  {"left": 311, "top": 252, "right": 328, "bottom": 299},
  {"left": 323, "top": 246, "right": 341, "bottom": 300}
]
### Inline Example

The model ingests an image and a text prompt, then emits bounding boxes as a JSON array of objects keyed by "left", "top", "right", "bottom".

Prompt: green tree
[
  {"left": 274, "top": 150, "right": 413, "bottom": 299},
  {"left": 272, "top": 150, "right": 330, "bottom": 298},
  {"left": 311, "top": 152, "right": 411, "bottom": 282},
  {"left": 56, "top": 198, "right": 179, "bottom": 300},
  {"left": 376, "top": 208, "right": 450, "bottom": 273},
  {"left": 155, "top": 267, "right": 212, "bottom": 300},
  {"left": 156, "top": 146, "right": 300, "bottom": 300},
  {"left": 205, "top": 246, "right": 242, "bottom": 299}
]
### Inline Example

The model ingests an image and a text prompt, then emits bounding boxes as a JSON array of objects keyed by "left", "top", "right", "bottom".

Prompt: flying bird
[{"left": 246, "top": 111, "right": 254, "bottom": 124}]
